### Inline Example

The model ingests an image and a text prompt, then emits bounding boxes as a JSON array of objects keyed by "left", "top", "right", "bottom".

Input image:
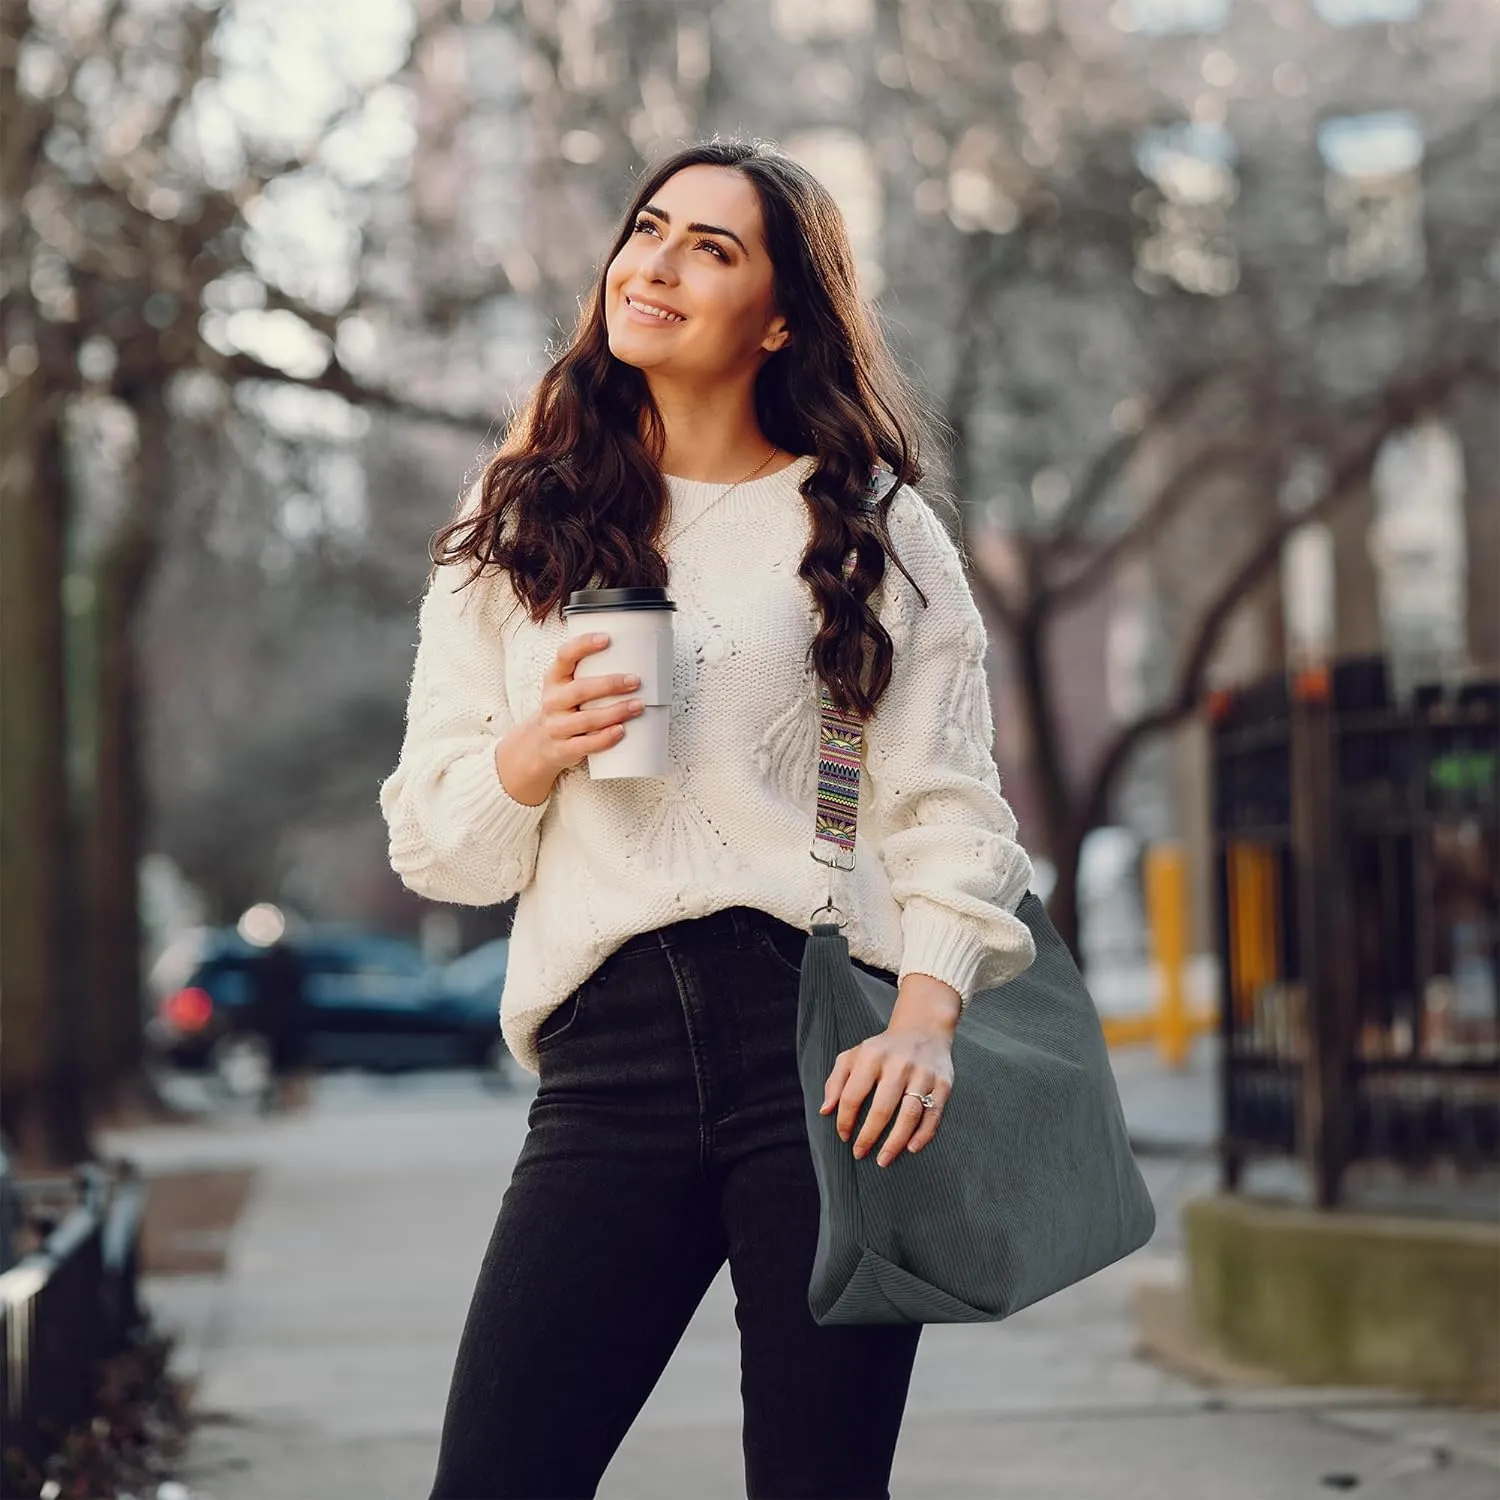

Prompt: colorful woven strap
[
  {"left": 811, "top": 469, "right": 898, "bottom": 873},
  {"left": 813, "top": 684, "right": 863, "bottom": 870}
]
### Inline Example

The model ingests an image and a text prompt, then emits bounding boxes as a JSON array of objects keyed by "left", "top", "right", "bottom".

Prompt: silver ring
[{"left": 903, "top": 1091, "right": 936, "bottom": 1111}]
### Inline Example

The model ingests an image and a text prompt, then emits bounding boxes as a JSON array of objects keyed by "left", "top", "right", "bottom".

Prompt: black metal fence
[
  {"left": 1210, "top": 657, "right": 1500, "bottom": 1208},
  {"left": 0, "top": 1160, "right": 146, "bottom": 1477}
]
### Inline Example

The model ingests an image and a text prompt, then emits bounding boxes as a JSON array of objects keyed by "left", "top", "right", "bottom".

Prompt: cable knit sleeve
[
  {"left": 378, "top": 556, "right": 548, "bottom": 907},
  {"left": 863, "top": 485, "right": 1036, "bottom": 1001}
]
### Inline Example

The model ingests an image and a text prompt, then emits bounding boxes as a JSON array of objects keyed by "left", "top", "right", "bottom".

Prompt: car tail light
[{"left": 162, "top": 986, "right": 214, "bottom": 1033}]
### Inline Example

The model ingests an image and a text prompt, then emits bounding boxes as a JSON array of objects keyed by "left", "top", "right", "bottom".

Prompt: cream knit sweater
[{"left": 379, "top": 455, "right": 1035, "bottom": 1073}]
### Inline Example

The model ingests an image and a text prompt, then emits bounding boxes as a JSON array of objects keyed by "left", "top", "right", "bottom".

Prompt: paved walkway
[{"left": 103, "top": 1045, "right": 1500, "bottom": 1500}]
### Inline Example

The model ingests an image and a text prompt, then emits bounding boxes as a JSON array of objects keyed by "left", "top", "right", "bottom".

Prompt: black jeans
[{"left": 429, "top": 905, "right": 921, "bottom": 1500}]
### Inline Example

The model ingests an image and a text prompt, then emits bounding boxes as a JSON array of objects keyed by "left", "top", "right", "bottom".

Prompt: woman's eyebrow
[{"left": 639, "top": 204, "right": 749, "bottom": 256}]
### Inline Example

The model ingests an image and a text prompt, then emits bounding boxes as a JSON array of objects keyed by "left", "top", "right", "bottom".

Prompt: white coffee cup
[{"left": 561, "top": 587, "right": 676, "bottom": 779}]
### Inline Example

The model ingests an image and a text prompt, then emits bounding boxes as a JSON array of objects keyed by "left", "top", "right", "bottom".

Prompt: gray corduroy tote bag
[{"left": 796, "top": 478, "right": 1155, "bottom": 1326}]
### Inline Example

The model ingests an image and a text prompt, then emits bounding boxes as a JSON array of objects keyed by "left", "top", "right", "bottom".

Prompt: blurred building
[{"left": 1086, "top": 0, "right": 1499, "bottom": 945}]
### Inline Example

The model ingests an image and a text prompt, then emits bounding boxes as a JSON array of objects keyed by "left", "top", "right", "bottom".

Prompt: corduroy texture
[{"left": 797, "top": 893, "right": 1157, "bottom": 1326}]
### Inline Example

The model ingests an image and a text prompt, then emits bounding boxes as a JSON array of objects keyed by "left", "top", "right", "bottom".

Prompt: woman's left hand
[{"left": 819, "top": 976, "right": 960, "bottom": 1168}]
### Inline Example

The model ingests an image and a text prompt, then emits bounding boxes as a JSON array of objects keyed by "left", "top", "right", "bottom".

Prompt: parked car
[
  {"left": 146, "top": 926, "right": 510, "bottom": 1097},
  {"left": 440, "top": 937, "right": 511, "bottom": 1014}
]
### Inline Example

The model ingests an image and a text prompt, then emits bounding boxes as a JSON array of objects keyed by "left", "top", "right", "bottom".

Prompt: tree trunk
[
  {"left": 1010, "top": 607, "right": 1083, "bottom": 952},
  {"left": 1047, "top": 821, "right": 1087, "bottom": 966},
  {"left": 0, "top": 368, "right": 92, "bottom": 1166},
  {"left": 85, "top": 386, "right": 171, "bottom": 1117}
]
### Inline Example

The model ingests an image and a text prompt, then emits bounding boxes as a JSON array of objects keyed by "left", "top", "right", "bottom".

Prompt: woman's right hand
[{"left": 495, "top": 633, "right": 645, "bottom": 805}]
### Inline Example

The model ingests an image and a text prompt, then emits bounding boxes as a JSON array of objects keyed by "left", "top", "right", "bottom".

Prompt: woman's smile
[{"left": 623, "top": 295, "right": 687, "bottom": 325}]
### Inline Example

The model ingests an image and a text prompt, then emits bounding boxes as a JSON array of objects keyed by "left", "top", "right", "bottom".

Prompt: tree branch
[
  {"left": 233, "top": 0, "right": 467, "bottom": 186},
  {"left": 1046, "top": 361, "right": 1225, "bottom": 549},
  {"left": 210, "top": 348, "right": 500, "bottom": 435},
  {"left": 1420, "top": 101, "right": 1500, "bottom": 184},
  {"left": 136, "top": 2, "right": 220, "bottom": 167},
  {"left": 1043, "top": 438, "right": 1264, "bottom": 611},
  {"left": 946, "top": 234, "right": 1030, "bottom": 629},
  {"left": 257, "top": 284, "right": 344, "bottom": 341},
  {"left": 1069, "top": 350, "right": 1499, "bottom": 843},
  {"left": 0, "top": 0, "right": 128, "bottom": 198}
]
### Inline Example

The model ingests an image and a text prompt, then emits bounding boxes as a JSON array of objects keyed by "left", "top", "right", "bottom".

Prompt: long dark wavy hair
[{"left": 433, "top": 139, "right": 941, "bottom": 718}]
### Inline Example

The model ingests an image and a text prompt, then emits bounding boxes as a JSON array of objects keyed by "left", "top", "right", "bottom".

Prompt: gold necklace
[{"left": 663, "top": 445, "right": 780, "bottom": 552}]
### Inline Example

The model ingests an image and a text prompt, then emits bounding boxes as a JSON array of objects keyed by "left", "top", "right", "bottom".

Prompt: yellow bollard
[
  {"left": 1226, "top": 842, "right": 1280, "bottom": 1031},
  {"left": 1227, "top": 844, "right": 1254, "bottom": 1024},
  {"left": 1145, "top": 842, "right": 1190, "bottom": 1069}
]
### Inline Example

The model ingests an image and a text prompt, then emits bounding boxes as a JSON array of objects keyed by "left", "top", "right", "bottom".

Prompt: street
[{"left": 103, "top": 1055, "right": 1500, "bottom": 1500}]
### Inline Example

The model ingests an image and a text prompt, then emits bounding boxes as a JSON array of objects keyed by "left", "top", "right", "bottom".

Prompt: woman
[{"left": 380, "top": 140, "right": 1035, "bottom": 1500}]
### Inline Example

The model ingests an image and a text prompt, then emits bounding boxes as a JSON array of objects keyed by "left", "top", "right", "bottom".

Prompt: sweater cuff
[
  {"left": 386, "top": 819, "right": 433, "bottom": 873},
  {"left": 436, "top": 744, "right": 549, "bottom": 853},
  {"left": 388, "top": 745, "right": 549, "bottom": 882},
  {"left": 897, "top": 897, "right": 987, "bottom": 1002}
]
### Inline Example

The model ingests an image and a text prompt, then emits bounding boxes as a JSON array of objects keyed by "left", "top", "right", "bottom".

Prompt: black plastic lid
[{"left": 562, "top": 587, "right": 677, "bottom": 614}]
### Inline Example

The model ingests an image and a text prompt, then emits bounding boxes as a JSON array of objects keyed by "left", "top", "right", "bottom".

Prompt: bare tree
[
  {"left": 0, "top": 0, "right": 507, "bottom": 1158},
  {"left": 1, "top": 0, "right": 92, "bottom": 1160},
  {"left": 855, "top": 1, "right": 1500, "bottom": 947}
]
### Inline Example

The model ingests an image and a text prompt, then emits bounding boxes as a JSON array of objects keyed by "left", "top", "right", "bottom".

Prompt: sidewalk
[{"left": 103, "top": 1053, "right": 1500, "bottom": 1500}]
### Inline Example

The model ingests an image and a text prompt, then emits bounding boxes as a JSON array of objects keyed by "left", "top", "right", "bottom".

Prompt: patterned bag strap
[{"left": 810, "top": 468, "right": 899, "bottom": 880}]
